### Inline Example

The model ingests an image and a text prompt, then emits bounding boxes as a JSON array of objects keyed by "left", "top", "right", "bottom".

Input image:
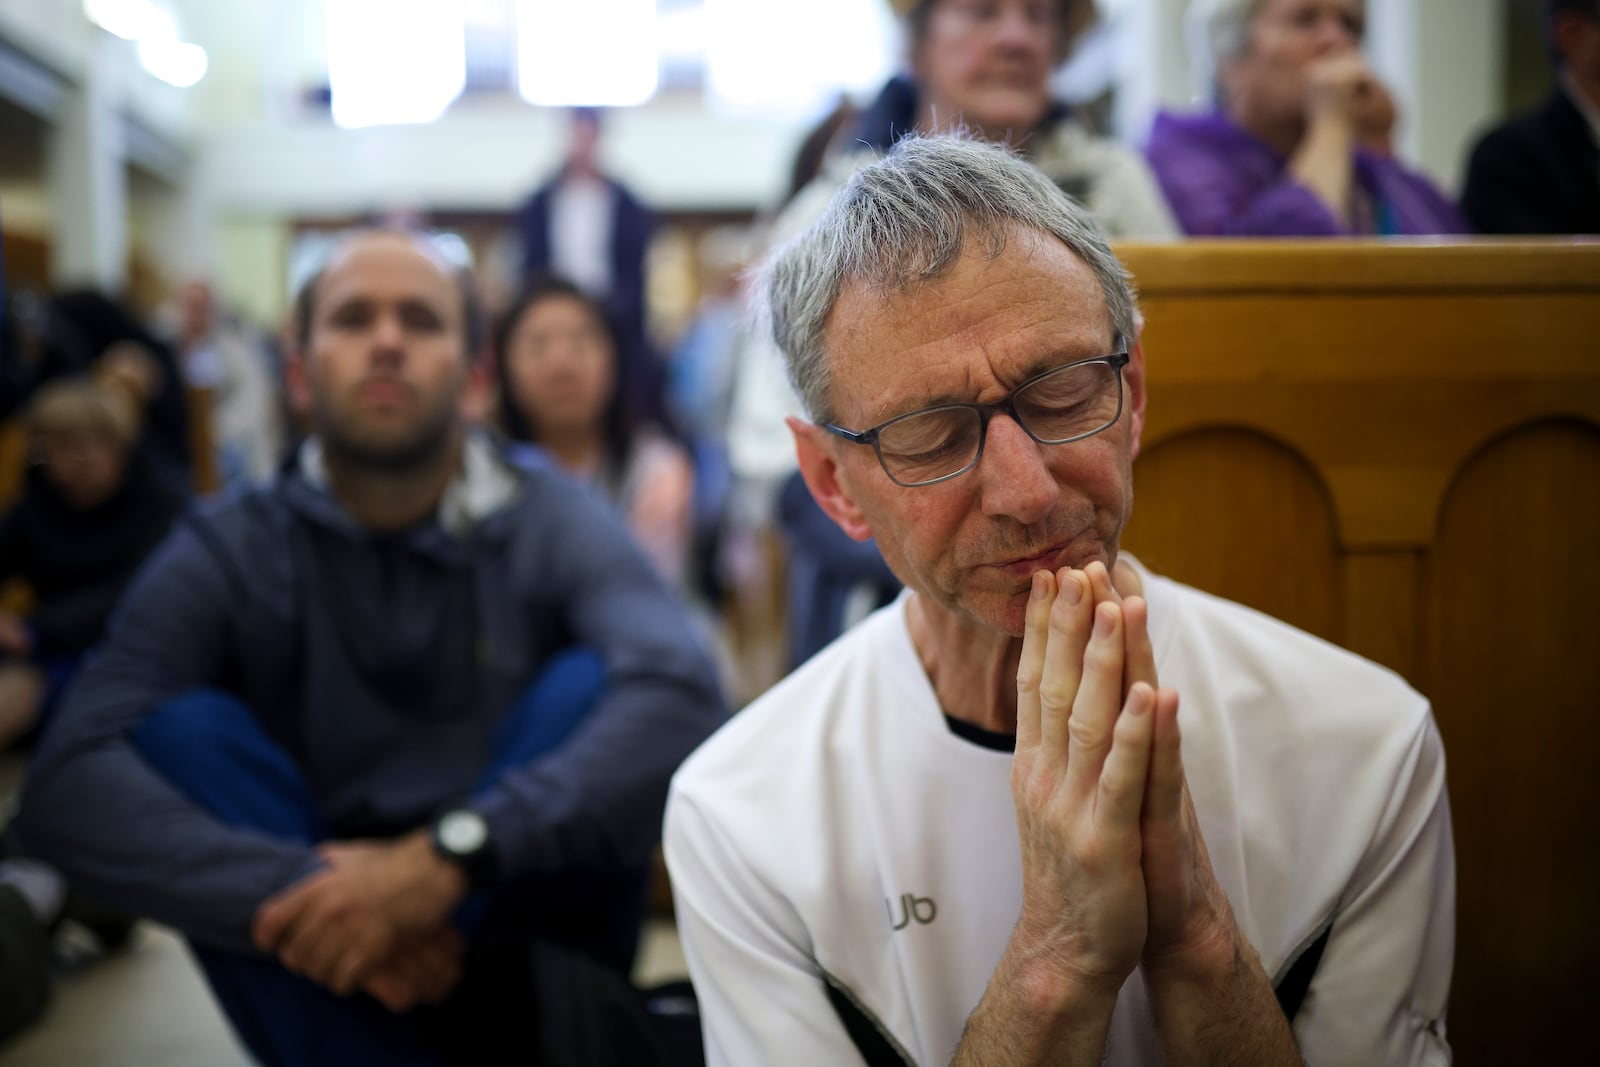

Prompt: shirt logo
[{"left": 886, "top": 893, "right": 937, "bottom": 931}]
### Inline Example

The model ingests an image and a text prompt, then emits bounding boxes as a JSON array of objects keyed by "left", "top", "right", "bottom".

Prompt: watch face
[{"left": 438, "top": 811, "right": 488, "bottom": 855}]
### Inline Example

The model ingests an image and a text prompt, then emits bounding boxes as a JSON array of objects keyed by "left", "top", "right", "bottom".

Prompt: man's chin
[
  {"left": 968, "top": 97, "right": 1051, "bottom": 137},
  {"left": 321, "top": 423, "right": 454, "bottom": 473},
  {"left": 954, "top": 586, "right": 1032, "bottom": 639}
]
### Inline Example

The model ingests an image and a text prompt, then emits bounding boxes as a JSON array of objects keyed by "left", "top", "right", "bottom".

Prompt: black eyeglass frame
[{"left": 823, "top": 352, "right": 1131, "bottom": 488}]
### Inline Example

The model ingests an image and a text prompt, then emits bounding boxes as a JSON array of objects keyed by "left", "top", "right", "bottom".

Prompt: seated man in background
[
  {"left": 0, "top": 365, "right": 184, "bottom": 1045},
  {"left": 666, "top": 136, "right": 1453, "bottom": 1065},
  {"left": 1463, "top": 0, "right": 1600, "bottom": 234},
  {"left": 0, "top": 364, "right": 186, "bottom": 751},
  {"left": 16, "top": 230, "right": 726, "bottom": 1067},
  {"left": 163, "top": 277, "right": 287, "bottom": 485},
  {"left": 1146, "top": 0, "right": 1463, "bottom": 236}
]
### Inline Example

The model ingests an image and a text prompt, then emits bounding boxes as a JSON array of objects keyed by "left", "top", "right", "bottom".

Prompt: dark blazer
[
  {"left": 1462, "top": 89, "right": 1600, "bottom": 235},
  {"left": 516, "top": 172, "right": 652, "bottom": 335},
  {"left": 516, "top": 172, "right": 662, "bottom": 423}
]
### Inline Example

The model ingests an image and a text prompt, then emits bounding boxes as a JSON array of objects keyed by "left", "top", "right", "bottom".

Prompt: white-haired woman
[
  {"left": 843, "top": 0, "right": 1177, "bottom": 239},
  {"left": 1146, "top": 0, "right": 1464, "bottom": 236}
]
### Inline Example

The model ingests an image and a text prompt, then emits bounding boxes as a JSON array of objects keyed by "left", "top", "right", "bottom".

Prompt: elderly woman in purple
[{"left": 1146, "top": 0, "right": 1464, "bottom": 236}]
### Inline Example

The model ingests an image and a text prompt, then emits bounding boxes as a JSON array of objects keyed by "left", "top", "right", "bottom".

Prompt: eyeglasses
[{"left": 824, "top": 353, "right": 1130, "bottom": 488}]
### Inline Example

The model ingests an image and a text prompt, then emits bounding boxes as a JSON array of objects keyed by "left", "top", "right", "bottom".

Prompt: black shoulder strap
[
  {"left": 1274, "top": 924, "right": 1332, "bottom": 1023},
  {"left": 823, "top": 921, "right": 1327, "bottom": 1064},
  {"left": 823, "top": 972, "right": 914, "bottom": 1067}
]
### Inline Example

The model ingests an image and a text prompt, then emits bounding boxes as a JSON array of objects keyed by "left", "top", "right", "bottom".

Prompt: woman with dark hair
[{"left": 496, "top": 277, "right": 694, "bottom": 588}]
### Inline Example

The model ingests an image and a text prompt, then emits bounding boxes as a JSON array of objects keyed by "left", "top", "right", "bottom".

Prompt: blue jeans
[{"left": 131, "top": 649, "right": 631, "bottom": 1067}]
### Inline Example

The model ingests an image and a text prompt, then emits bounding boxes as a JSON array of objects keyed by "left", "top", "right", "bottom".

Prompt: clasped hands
[
  {"left": 1010, "top": 560, "right": 1235, "bottom": 999},
  {"left": 251, "top": 830, "right": 469, "bottom": 1012},
  {"left": 1306, "top": 53, "right": 1396, "bottom": 155}
]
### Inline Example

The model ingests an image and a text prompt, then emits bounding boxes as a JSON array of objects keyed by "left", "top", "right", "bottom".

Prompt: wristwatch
[{"left": 430, "top": 808, "right": 497, "bottom": 889}]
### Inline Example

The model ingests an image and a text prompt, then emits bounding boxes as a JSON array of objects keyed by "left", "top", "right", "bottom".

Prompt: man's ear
[
  {"left": 284, "top": 349, "right": 313, "bottom": 418},
  {"left": 462, "top": 351, "right": 495, "bottom": 423},
  {"left": 1124, "top": 335, "right": 1148, "bottom": 463},
  {"left": 788, "top": 416, "right": 874, "bottom": 542}
]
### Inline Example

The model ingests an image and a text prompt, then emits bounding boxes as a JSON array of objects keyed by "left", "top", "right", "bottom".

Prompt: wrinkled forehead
[
  {"left": 316, "top": 233, "right": 460, "bottom": 308},
  {"left": 822, "top": 230, "right": 1114, "bottom": 423}
]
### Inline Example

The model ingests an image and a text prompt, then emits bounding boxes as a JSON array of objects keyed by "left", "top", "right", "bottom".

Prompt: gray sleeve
[
  {"left": 15, "top": 520, "right": 320, "bottom": 954},
  {"left": 474, "top": 477, "right": 729, "bottom": 881}
]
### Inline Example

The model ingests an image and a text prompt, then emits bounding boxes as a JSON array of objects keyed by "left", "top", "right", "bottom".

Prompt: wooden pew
[{"left": 1114, "top": 239, "right": 1600, "bottom": 1066}]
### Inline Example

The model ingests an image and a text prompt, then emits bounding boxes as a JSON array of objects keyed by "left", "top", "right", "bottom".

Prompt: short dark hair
[{"left": 292, "top": 231, "right": 485, "bottom": 357}]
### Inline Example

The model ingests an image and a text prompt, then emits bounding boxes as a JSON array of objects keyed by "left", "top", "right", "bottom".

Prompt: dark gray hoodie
[{"left": 17, "top": 434, "right": 727, "bottom": 953}]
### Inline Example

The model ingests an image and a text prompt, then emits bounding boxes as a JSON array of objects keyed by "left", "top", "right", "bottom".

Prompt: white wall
[
  {"left": 196, "top": 100, "right": 809, "bottom": 217},
  {"left": 1414, "top": 0, "right": 1500, "bottom": 192},
  {"left": 213, "top": 217, "right": 292, "bottom": 331},
  {"left": 0, "top": 0, "right": 203, "bottom": 290},
  {"left": 0, "top": 0, "right": 198, "bottom": 142}
]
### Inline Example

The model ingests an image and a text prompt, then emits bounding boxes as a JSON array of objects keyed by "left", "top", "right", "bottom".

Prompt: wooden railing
[{"left": 1114, "top": 239, "right": 1600, "bottom": 1065}]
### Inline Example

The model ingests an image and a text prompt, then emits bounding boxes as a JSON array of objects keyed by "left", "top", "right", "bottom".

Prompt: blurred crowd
[{"left": 0, "top": 0, "right": 1595, "bottom": 1062}]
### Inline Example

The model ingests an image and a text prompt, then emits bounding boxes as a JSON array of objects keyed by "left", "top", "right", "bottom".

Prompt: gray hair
[
  {"left": 1185, "top": 0, "right": 1266, "bottom": 102},
  {"left": 762, "top": 135, "right": 1137, "bottom": 425}
]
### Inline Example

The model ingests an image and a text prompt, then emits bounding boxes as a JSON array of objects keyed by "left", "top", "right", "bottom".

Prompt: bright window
[
  {"left": 325, "top": 0, "right": 467, "bottom": 128},
  {"left": 515, "top": 0, "right": 659, "bottom": 107},
  {"left": 703, "top": 0, "right": 898, "bottom": 119}
]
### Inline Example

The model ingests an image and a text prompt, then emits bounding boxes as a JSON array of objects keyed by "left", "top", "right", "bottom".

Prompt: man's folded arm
[{"left": 472, "top": 480, "right": 728, "bottom": 881}]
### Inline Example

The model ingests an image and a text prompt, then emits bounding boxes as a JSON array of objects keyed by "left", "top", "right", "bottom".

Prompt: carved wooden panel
[
  {"left": 1126, "top": 427, "right": 1341, "bottom": 645},
  {"left": 1114, "top": 240, "right": 1600, "bottom": 1065},
  {"left": 1425, "top": 418, "right": 1600, "bottom": 1064}
]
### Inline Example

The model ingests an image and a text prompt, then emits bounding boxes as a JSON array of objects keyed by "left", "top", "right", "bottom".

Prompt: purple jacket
[{"left": 1146, "top": 109, "right": 1465, "bottom": 237}]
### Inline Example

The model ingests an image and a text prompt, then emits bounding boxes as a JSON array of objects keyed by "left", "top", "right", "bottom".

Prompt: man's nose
[
  {"left": 370, "top": 313, "right": 406, "bottom": 360},
  {"left": 975, "top": 414, "right": 1057, "bottom": 525},
  {"left": 1312, "top": 12, "right": 1358, "bottom": 54},
  {"left": 993, "top": 4, "right": 1040, "bottom": 50}
]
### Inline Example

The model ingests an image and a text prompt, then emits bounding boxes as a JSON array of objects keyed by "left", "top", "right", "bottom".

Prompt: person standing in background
[
  {"left": 1462, "top": 0, "right": 1600, "bottom": 234},
  {"left": 165, "top": 279, "right": 286, "bottom": 485},
  {"left": 515, "top": 109, "right": 663, "bottom": 427},
  {"left": 1146, "top": 0, "right": 1464, "bottom": 236}
]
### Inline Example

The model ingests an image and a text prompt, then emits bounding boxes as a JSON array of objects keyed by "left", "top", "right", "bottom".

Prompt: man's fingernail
[
  {"left": 1063, "top": 571, "right": 1082, "bottom": 605},
  {"left": 1031, "top": 571, "right": 1046, "bottom": 601},
  {"left": 1095, "top": 602, "right": 1115, "bottom": 636}
]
